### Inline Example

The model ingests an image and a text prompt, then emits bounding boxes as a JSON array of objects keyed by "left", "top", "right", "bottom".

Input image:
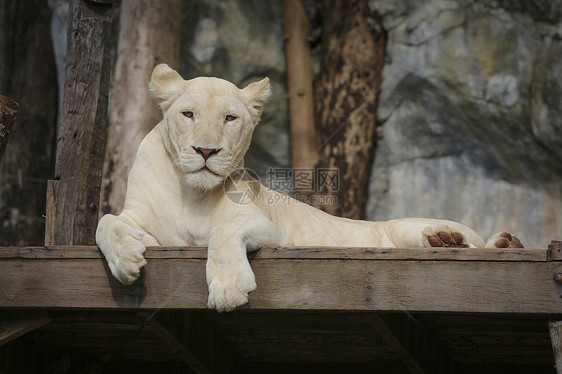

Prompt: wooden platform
[
  {"left": 1, "top": 245, "right": 561, "bottom": 373},
  {"left": 1, "top": 246, "right": 560, "bottom": 313}
]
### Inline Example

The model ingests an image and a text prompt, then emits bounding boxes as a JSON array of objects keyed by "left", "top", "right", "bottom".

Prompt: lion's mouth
[{"left": 198, "top": 166, "right": 220, "bottom": 176}]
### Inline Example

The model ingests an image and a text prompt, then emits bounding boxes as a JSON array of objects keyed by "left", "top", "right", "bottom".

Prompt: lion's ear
[
  {"left": 242, "top": 78, "right": 271, "bottom": 125},
  {"left": 149, "top": 64, "right": 184, "bottom": 112}
]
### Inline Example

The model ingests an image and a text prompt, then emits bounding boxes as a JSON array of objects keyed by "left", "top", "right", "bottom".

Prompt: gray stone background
[
  {"left": 50, "top": 0, "right": 562, "bottom": 248},
  {"left": 367, "top": 0, "right": 562, "bottom": 248}
]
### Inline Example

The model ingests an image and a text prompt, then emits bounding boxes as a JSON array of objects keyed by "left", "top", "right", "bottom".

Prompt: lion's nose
[{"left": 193, "top": 146, "right": 221, "bottom": 161}]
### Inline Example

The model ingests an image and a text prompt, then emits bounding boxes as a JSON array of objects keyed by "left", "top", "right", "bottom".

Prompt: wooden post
[
  {"left": 53, "top": 0, "right": 113, "bottom": 245},
  {"left": 100, "top": 0, "right": 182, "bottom": 216},
  {"left": 0, "top": 95, "right": 19, "bottom": 163},
  {"left": 549, "top": 240, "right": 562, "bottom": 373},
  {"left": 549, "top": 240, "right": 562, "bottom": 261},
  {"left": 283, "top": 0, "right": 317, "bottom": 169},
  {"left": 44, "top": 180, "right": 59, "bottom": 246}
]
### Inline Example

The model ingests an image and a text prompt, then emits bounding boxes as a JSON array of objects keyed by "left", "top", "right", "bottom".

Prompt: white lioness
[{"left": 96, "top": 64, "right": 523, "bottom": 312}]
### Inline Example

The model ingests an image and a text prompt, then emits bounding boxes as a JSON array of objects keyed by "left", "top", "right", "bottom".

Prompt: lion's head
[{"left": 149, "top": 64, "right": 270, "bottom": 191}]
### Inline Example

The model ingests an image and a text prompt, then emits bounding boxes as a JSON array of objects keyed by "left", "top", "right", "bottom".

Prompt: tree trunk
[
  {"left": 0, "top": 95, "right": 19, "bottom": 162},
  {"left": 100, "top": 0, "right": 182, "bottom": 216},
  {"left": 313, "top": 0, "right": 386, "bottom": 219},
  {"left": 283, "top": 0, "right": 317, "bottom": 169},
  {"left": 0, "top": 0, "right": 58, "bottom": 245}
]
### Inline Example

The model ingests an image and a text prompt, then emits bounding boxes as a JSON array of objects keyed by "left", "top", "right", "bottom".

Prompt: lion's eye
[
  {"left": 225, "top": 114, "right": 237, "bottom": 122},
  {"left": 182, "top": 111, "right": 194, "bottom": 118}
]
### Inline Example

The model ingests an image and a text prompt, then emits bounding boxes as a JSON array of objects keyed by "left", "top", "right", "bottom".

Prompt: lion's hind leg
[
  {"left": 485, "top": 232, "right": 524, "bottom": 248},
  {"left": 421, "top": 225, "right": 470, "bottom": 248}
]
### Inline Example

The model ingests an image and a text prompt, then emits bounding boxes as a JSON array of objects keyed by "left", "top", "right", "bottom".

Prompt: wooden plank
[
  {"left": 1, "top": 256, "right": 562, "bottom": 313},
  {"left": 550, "top": 241, "right": 562, "bottom": 373},
  {"left": 0, "top": 246, "right": 102, "bottom": 259},
  {"left": 252, "top": 246, "right": 548, "bottom": 262},
  {"left": 370, "top": 313, "right": 455, "bottom": 374},
  {"left": 54, "top": 0, "right": 113, "bottom": 245},
  {"left": 0, "top": 311, "right": 51, "bottom": 347},
  {"left": 44, "top": 180, "right": 59, "bottom": 246},
  {"left": 0, "top": 95, "right": 19, "bottom": 162},
  {"left": 0, "top": 246, "right": 548, "bottom": 262},
  {"left": 550, "top": 241, "right": 562, "bottom": 261},
  {"left": 283, "top": 0, "right": 317, "bottom": 169}
]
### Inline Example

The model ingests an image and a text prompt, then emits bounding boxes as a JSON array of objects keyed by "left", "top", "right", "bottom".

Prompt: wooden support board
[
  {"left": 0, "top": 311, "right": 51, "bottom": 347},
  {"left": 0, "top": 246, "right": 561, "bottom": 314}
]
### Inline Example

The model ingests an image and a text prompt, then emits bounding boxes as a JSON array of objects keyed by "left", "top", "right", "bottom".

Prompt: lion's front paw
[
  {"left": 107, "top": 237, "right": 147, "bottom": 286},
  {"left": 206, "top": 260, "right": 256, "bottom": 312},
  {"left": 422, "top": 225, "right": 468, "bottom": 248},
  {"left": 485, "top": 232, "right": 524, "bottom": 248}
]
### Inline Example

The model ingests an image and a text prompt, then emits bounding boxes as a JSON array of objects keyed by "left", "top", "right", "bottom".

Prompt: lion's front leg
[
  {"left": 206, "top": 214, "right": 293, "bottom": 312},
  {"left": 96, "top": 213, "right": 159, "bottom": 285}
]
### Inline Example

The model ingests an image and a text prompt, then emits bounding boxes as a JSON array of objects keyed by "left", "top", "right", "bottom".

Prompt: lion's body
[{"left": 96, "top": 64, "right": 520, "bottom": 312}]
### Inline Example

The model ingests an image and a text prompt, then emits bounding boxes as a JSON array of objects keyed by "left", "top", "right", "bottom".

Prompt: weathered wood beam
[
  {"left": 53, "top": 0, "right": 113, "bottom": 245},
  {"left": 371, "top": 313, "right": 455, "bottom": 374},
  {"left": 0, "top": 246, "right": 561, "bottom": 313},
  {"left": 549, "top": 240, "right": 562, "bottom": 373},
  {"left": 0, "top": 245, "right": 548, "bottom": 261},
  {"left": 44, "top": 180, "right": 58, "bottom": 246},
  {"left": 0, "top": 311, "right": 51, "bottom": 347},
  {"left": 283, "top": 0, "right": 317, "bottom": 169},
  {"left": 0, "top": 95, "right": 19, "bottom": 163},
  {"left": 550, "top": 240, "right": 562, "bottom": 261}
]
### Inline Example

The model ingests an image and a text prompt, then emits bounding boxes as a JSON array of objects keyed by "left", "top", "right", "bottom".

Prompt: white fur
[{"left": 96, "top": 64, "right": 503, "bottom": 312}]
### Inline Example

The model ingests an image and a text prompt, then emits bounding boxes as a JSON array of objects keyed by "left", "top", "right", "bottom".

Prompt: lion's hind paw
[
  {"left": 422, "top": 225, "right": 468, "bottom": 248},
  {"left": 486, "top": 232, "right": 524, "bottom": 248}
]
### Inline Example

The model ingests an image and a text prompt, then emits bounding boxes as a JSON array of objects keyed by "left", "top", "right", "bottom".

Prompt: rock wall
[{"left": 367, "top": 0, "right": 562, "bottom": 247}]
